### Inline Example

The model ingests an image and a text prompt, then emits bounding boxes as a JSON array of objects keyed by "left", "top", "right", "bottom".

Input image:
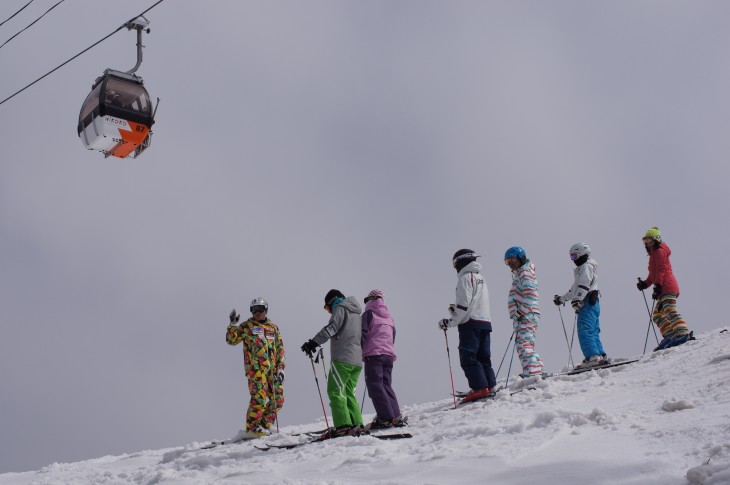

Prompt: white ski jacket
[
  {"left": 561, "top": 258, "right": 599, "bottom": 303},
  {"left": 447, "top": 261, "right": 492, "bottom": 329}
]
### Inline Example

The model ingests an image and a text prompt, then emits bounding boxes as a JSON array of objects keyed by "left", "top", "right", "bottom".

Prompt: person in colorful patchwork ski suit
[
  {"left": 636, "top": 227, "right": 693, "bottom": 351},
  {"left": 361, "top": 289, "right": 405, "bottom": 429},
  {"left": 301, "top": 289, "right": 364, "bottom": 438},
  {"left": 438, "top": 249, "right": 496, "bottom": 404},
  {"left": 504, "top": 247, "right": 544, "bottom": 378},
  {"left": 226, "top": 297, "right": 285, "bottom": 437},
  {"left": 554, "top": 243, "right": 610, "bottom": 369}
]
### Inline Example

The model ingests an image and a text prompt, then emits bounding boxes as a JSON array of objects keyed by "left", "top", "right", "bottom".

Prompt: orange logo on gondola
[{"left": 108, "top": 121, "right": 150, "bottom": 158}]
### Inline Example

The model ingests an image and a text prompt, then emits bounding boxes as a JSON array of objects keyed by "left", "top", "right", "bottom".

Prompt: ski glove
[
  {"left": 636, "top": 279, "right": 648, "bottom": 291},
  {"left": 553, "top": 295, "right": 564, "bottom": 306},
  {"left": 652, "top": 284, "right": 662, "bottom": 300},
  {"left": 229, "top": 309, "right": 240, "bottom": 324},
  {"left": 275, "top": 369, "right": 285, "bottom": 383},
  {"left": 571, "top": 300, "right": 583, "bottom": 312},
  {"left": 438, "top": 318, "right": 452, "bottom": 330},
  {"left": 448, "top": 304, "right": 457, "bottom": 318},
  {"left": 301, "top": 339, "right": 319, "bottom": 357}
]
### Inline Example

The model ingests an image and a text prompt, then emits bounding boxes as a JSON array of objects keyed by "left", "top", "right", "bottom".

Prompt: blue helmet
[{"left": 504, "top": 246, "right": 527, "bottom": 263}]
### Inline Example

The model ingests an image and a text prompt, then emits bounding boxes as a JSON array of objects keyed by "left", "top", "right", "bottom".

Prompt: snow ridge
[{"left": 1, "top": 328, "right": 729, "bottom": 485}]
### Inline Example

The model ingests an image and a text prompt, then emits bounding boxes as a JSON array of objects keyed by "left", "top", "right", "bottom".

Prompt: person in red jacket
[{"left": 636, "top": 227, "right": 693, "bottom": 351}]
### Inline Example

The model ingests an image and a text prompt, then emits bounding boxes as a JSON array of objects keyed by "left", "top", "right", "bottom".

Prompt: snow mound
[
  {"left": 661, "top": 399, "right": 696, "bottom": 412},
  {"left": 686, "top": 461, "right": 730, "bottom": 485},
  {"left": 708, "top": 353, "right": 730, "bottom": 364}
]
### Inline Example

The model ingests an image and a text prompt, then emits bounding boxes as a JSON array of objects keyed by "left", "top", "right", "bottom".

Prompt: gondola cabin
[{"left": 77, "top": 69, "right": 154, "bottom": 159}]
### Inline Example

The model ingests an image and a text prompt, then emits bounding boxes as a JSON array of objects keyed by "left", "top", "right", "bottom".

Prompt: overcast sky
[{"left": 1, "top": 0, "right": 728, "bottom": 474}]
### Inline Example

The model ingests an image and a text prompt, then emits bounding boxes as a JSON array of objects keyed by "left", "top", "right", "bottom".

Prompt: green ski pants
[{"left": 327, "top": 360, "right": 363, "bottom": 427}]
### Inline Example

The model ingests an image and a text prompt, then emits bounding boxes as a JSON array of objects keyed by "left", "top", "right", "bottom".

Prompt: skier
[
  {"left": 301, "top": 289, "right": 365, "bottom": 438},
  {"left": 438, "top": 249, "right": 496, "bottom": 404},
  {"left": 361, "top": 289, "right": 405, "bottom": 429},
  {"left": 226, "top": 297, "right": 285, "bottom": 438},
  {"left": 553, "top": 243, "right": 610, "bottom": 368},
  {"left": 504, "top": 246, "right": 545, "bottom": 378},
  {"left": 636, "top": 227, "right": 693, "bottom": 350}
]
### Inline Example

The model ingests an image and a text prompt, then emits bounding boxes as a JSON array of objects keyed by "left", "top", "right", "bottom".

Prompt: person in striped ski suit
[
  {"left": 226, "top": 297, "right": 285, "bottom": 437},
  {"left": 636, "top": 227, "right": 693, "bottom": 351},
  {"left": 505, "top": 247, "right": 545, "bottom": 378}
]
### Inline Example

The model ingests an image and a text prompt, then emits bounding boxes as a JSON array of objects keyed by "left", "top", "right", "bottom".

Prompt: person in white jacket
[
  {"left": 553, "top": 243, "right": 609, "bottom": 368},
  {"left": 438, "top": 249, "right": 496, "bottom": 403}
]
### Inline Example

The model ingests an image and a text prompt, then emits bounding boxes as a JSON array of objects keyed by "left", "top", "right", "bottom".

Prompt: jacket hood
[
  {"left": 364, "top": 297, "right": 390, "bottom": 317},
  {"left": 658, "top": 242, "right": 671, "bottom": 256},
  {"left": 458, "top": 260, "right": 481, "bottom": 276},
  {"left": 337, "top": 295, "right": 362, "bottom": 314}
]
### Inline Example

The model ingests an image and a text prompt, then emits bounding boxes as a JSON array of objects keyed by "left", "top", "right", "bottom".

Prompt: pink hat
[
  {"left": 368, "top": 289, "right": 384, "bottom": 298},
  {"left": 364, "top": 289, "right": 384, "bottom": 303}
]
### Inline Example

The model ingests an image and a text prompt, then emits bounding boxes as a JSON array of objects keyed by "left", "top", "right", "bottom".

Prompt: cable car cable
[
  {"left": 0, "top": 0, "right": 66, "bottom": 51},
  {"left": 0, "top": 0, "right": 164, "bottom": 107},
  {"left": 0, "top": 0, "right": 35, "bottom": 29}
]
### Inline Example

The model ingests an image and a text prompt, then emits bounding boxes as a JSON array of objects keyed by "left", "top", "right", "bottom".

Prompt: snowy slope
[{"left": 2, "top": 328, "right": 729, "bottom": 485}]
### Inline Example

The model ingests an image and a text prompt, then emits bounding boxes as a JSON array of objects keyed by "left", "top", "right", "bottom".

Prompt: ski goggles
[
  {"left": 569, "top": 253, "right": 579, "bottom": 261},
  {"left": 251, "top": 305, "right": 267, "bottom": 314},
  {"left": 452, "top": 252, "right": 479, "bottom": 268}
]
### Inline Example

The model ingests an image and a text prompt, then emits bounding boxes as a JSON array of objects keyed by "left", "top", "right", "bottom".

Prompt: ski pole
[
  {"left": 308, "top": 353, "right": 331, "bottom": 430},
  {"left": 316, "top": 347, "right": 328, "bottom": 381},
  {"left": 495, "top": 331, "right": 515, "bottom": 379},
  {"left": 641, "top": 292, "right": 659, "bottom": 353},
  {"left": 504, "top": 337, "right": 517, "bottom": 390},
  {"left": 360, "top": 385, "right": 367, "bottom": 413},
  {"left": 639, "top": 278, "right": 661, "bottom": 347},
  {"left": 267, "top": 345, "right": 280, "bottom": 433},
  {"left": 443, "top": 329, "right": 458, "bottom": 409},
  {"left": 570, "top": 313, "right": 577, "bottom": 358},
  {"left": 557, "top": 305, "right": 575, "bottom": 369},
  {"left": 269, "top": 365, "right": 280, "bottom": 433}
]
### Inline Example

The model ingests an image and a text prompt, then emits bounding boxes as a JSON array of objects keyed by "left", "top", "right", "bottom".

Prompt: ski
[
  {"left": 200, "top": 426, "right": 335, "bottom": 450},
  {"left": 447, "top": 386, "right": 534, "bottom": 410},
  {"left": 562, "top": 358, "right": 640, "bottom": 376},
  {"left": 254, "top": 432, "right": 413, "bottom": 451},
  {"left": 462, "top": 384, "right": 504, "bottom": 404},
  {"left": 292, "top": 428, "right": 329, "bottom": 437},
  {"left": 200, "top": 435, "right": 260, "bottom": 450}
]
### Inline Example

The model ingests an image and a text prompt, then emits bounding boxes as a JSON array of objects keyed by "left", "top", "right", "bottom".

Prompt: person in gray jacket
[{"left": 301, "top": 289, "right": 364, "bottom": 438}]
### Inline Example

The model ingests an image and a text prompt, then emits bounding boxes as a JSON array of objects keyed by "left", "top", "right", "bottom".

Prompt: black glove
[
  {"left": 301, "top": 339, "right": 319, "bottom": 357},
  {"left": 636, "top": 279, "right": 648, "bottom": 291},
  {"left": 229, "top": 309, "right": 240, "bottom": 324},
  {"left": 438, "top": 318, "right": 451, "bottom": 330},
  {"left": 571, "top": 300, "right": 583, "bottom": 312},
  {"left": 275, "top": 369, "right": 285, "bottom": 383},
  {"left": 553, "top": 295, "right": 564, "bottom": 306},
  {"left": 652, "top": 284, "right": 662, "bottom": 300},
  {"left": 448, "top": 304, "right": 457, "bottom": 318}
]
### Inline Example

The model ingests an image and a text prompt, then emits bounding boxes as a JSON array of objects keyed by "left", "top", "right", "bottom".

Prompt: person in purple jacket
[{"left": 361, "top": 289, "right": 406, "bottom": 430}]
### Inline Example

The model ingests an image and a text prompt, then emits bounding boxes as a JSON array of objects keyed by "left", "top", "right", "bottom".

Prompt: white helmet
[
  {"left": 569, "top": 243, "right": 591, "bottom": 261},
  {"left": 249, "top": 297, "right": 268, "bottom": 313}
]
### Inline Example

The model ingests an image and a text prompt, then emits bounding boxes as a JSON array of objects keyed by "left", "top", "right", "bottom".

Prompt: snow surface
[{"left": 2, "top": 328, "right": 729, "bottom": 485}]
